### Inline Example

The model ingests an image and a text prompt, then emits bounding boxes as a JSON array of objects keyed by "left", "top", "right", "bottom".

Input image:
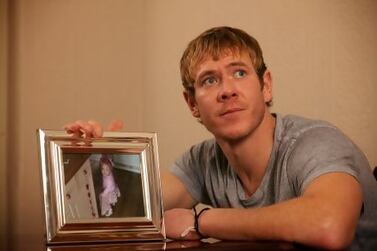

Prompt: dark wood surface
[
  {"left": 8, "top": 234, "right": 377, "bottom": 251},
  {"left": 45, "top": 240, "right": 310, "bottom": 251}
]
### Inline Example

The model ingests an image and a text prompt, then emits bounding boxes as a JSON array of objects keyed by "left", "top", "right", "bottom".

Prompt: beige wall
[
  {"left": 4, "top": 0, "right": 377, "bottom": 249},
  {"left": 143, "top": 0, "right": 377, "bottom": 168},
  {"left": 6, "top": 0, "right": 146, "bottom": 249}
]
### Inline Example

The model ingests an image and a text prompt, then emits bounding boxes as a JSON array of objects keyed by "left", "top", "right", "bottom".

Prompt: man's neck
[{"left": 216, "top": 112, "right": 276, "bottom": 196}]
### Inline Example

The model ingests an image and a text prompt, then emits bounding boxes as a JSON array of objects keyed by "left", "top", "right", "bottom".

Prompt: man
[{"left": 65, "top": 26, "right": 377, "bottom": 249}]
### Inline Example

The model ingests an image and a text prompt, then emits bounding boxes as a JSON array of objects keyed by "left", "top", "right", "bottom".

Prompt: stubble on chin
[{"left": 212, "top": 107, "right": 267, "bottom": 144}]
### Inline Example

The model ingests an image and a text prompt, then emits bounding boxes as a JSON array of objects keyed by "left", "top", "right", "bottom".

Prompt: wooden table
[
  {"left": 8, "top": 233, "right": 376, "bottom": 251},
  {"left": 45, "top": 241, "right": 310, "bottom": 251},
  {"left": 15, "top": 239, "right": 373, "bottom": 251}
]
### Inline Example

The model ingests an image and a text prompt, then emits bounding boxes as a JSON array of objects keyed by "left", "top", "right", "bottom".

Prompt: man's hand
[
  {"left": 64, "top": 119, "right": 123, "bottom": 138},
  {"left": 164, "top": 208, "right": 201, "bottom": 240}
]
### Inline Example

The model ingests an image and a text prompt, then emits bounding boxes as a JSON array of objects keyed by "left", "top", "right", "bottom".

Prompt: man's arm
[
  {"left": 161, "top": 171, "right": 196, "bottom": 210},
  {"left": 165, "top": 172, "right": 362, "bottom": 249}
]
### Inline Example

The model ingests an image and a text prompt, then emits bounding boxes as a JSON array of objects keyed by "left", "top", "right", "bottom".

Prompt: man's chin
[
  {"left": 213, "top": 128, "right": 251, "bottom": 143},
  {"left": 203, "top": 120, "right": 252, "bottom": 142}
]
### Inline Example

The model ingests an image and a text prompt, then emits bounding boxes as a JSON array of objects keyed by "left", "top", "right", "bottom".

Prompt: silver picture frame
[{"left": 37, "top": 129, "right": 166, "bottom": 244}]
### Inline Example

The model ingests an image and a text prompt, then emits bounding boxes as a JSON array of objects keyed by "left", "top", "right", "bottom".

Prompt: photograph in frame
[{"left": 37, "top": 129, "right": 166, "bottom": 244}]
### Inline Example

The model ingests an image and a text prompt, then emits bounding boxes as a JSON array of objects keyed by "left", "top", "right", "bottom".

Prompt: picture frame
[{"left": 37, "top": 129, "right": 166, "bottom": 244}]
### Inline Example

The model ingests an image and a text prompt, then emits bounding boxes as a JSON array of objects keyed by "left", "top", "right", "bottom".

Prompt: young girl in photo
[{"left": 99, "top": 155, "right": 121, "bottom": 217}]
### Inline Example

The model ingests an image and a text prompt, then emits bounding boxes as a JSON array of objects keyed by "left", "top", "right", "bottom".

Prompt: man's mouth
[{"left": 220, "top": 107, "right": 244, "bottom": 116}]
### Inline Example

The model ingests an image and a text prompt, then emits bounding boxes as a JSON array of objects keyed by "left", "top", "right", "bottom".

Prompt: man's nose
[{"left": 218, "top": 80, "right": 238, "bottom": 101}]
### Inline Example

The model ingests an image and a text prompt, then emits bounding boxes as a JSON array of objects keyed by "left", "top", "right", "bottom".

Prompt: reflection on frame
[{"left": 37, "top": 130, "right": 165, "bottom": 244}]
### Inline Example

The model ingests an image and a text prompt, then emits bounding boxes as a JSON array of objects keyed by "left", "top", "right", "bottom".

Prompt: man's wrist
[{"left": 193, "top": 207, "right": 211, "bottom": 238}]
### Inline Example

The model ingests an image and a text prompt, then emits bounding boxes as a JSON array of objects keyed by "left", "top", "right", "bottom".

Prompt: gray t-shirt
[{"left": 171, "top": 113, "right": 377, "bottom": 233}]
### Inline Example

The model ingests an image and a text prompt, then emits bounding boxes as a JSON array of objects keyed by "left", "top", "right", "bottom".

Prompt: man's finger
[
  {"left": 107, "top": 119, "right": 124, "bottom": 132},
  {"left": 75, "top": 120, "right": 95, "bottom": 138},
  {"left": 63, "top": 122, "right": 79, "bottom": 134},
  {"left": 64, "top": 123, "right": 82, "bottom": 138},
  {"left": 88, "top": 120, "right": 103, "bottom": 137}
]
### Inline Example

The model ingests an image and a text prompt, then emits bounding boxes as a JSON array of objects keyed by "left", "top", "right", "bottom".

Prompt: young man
[{"left": 65, "top": 26, "right": 377, "bottom": 249}]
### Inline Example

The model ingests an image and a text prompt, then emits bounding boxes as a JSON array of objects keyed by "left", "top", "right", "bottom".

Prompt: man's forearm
[
  {"left": 198, "top": 173, "right": 362, "bottom": 250},
  {"left": 199, "top": 198, "right": 344, "bottom": 247}
]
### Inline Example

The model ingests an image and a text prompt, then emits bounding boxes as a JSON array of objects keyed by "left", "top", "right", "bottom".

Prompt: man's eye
[
  {"left": 234, "top": 70, "right": 246, "bottom": 78},
  {"left": 203, "top": 77, "right": 217, "bottom": 86}
]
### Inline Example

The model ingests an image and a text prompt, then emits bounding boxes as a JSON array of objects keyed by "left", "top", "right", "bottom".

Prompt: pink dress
[{"left": 99, "top": 172, "right": 121, "bottom": 217}]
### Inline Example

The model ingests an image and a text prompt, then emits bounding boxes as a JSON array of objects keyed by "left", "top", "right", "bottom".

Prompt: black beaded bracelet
[{"left": 193, "top": 207, "right": 210, "bottom": 239}]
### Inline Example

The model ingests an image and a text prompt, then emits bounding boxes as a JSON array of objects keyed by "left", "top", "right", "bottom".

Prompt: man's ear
[
  {"left": 262, "top": 70, "right": 273, "bottom": 104},
  {"left": 183, "top": 91, "right": 200, "bottom": 118}
]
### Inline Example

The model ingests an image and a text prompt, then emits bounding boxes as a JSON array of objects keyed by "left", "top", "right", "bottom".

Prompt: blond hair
[{"left": 180, "top": 26, "right": 267, "bottom": 96}]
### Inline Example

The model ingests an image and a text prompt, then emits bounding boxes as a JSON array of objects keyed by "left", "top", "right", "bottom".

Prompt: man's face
[{"left": 185, "top": 50, "right": 272, "bottom": 142}]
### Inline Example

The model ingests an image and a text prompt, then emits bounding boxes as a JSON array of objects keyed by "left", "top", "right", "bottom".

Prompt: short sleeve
[
  {"left": 169, "top": 140, "right": 213, "bottom": 204},
  {"left": 286, "top": 126, "right": 361, "bottom": 195}
]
